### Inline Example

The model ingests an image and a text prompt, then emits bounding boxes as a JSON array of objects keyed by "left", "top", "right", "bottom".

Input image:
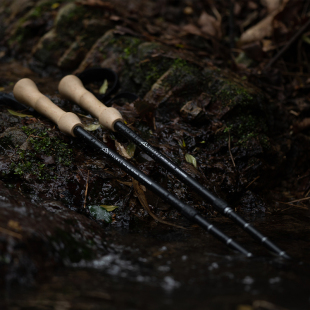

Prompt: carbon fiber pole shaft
[
  {"left": 74, "top": 126, "right": 252, "bottom": 257},
  {"left": 114, "top": 121, "right": 290, "bottom": 259}
]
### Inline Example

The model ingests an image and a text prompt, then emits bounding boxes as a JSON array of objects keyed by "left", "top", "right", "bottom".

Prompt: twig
[
  {"left": 0, "top": 226, "right": 22, "bottom": 239},
  {"left": 305, "top": 187, "right": 310, "bottom": 198},
  {"left": 83, "top": 170, "right": 90, "bottom": 208},
  {"left": 276, "top": 201, "right": 309, "bottom": 209},
  {"left": 229, "top": 0, "right": 235, "bottom": 49},
  {"left": 287, "top": 197, "right": 310, "bottom": 204},
  {"left": 265, "top": 18, "right": 310, "bottom": 69},
  {"left": 246, "top": 176, "right": 260, "bottom": 188},
  {"left": 228, "top": 132, "right": 235, "bottom": 167}
]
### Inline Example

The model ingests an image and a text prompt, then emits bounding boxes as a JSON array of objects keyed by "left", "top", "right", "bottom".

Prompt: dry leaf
[
  {"left": 132, "top": 179, "right": 186, "bottom": 229},
  {"left": 8, "top": 220, "right": 22, "bottom": 231},
  {"left": 182, "top": 24, "right": 202, "bottom": 36},
  {"left": 261, "top": 0, "right": 282, "bottom": 13},
  {"left": 238, "top": 14, "right": 275, "bottom": 46},
  {"left": 238, "top": 0, "right": 288, "bottom": 46},
  {"left": 77, "top": 113, "right": 93, "bottom": 119},
  {"left": 115, "top": 141, "right": 131, "bottom": 159},
  {"left": 198, "top": 11, "right": 221, "bottom": 38},
  {"left": 117, "top": 180, "right": 133, "bottom": 186}
]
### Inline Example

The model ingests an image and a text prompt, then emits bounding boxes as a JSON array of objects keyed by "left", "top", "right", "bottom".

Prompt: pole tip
[{"left": 280, "top": 251, "right": 291, "bottom": 260}]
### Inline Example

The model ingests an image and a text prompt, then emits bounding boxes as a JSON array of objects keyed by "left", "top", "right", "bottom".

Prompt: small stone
[{"left": 0, "top": 127, "right": 27, "bottom": 147}]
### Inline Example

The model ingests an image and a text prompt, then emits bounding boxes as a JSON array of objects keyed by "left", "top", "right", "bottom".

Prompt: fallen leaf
[
  {"left": 99, "top": 79, "right": 108, "bottom": 94},
  {"left": 100, "top": 205, "right": 118, "bottom": 212},
  {"left": 84, "top": 123, "right": 100, "bottom": 131},
  {"left": 126, "top": 142, "right": 136, "bottom": 158},
  {"left": 183, "top": 6, "right": 193, "bottom": 15},
  {"left": 238, "top": 0, "right": 289, "bottom": 46},
  {"left": 51, "top": 2, "right": 60, "bottom": 9},
  {"left": 182, "top": 24, "right": 202, "bottom": 36},
  {"left": 198, "top": 11, "right": 221, "bottom": 38},
  {"left": 178, "top": 139, "right": 186, "bottom": 148},
  {"left": 261, "top": 0, "right": 282, "bottom": 13},
  {"left": 238, "top": 14, "right": 275, "bottom": 46},
  {"left": 7, "top": 109, "right": 33, "bottom": 118},
  {"left": 115, "top": 141, "right": 132, "bottom": 159},
  {"left": 8, "top": 220, "right": 22, "bottom": 231},
  {"left": 236, "top": 305, "right": 253, "bottom": 310},
  {"left": 132, "top": 179, "right": 186, "bottom": 229},
  {"left": 77, "top": 113, "right": 93, "bottom": 119},
  {"left": 185, "top": 153, "right": 197, "bottom": 168},
  {"left": 88, "top": 205, "right": 112, "bottom": 222},
  {"left": 117, "top": 180, "right": 133, "bottom": 186}
]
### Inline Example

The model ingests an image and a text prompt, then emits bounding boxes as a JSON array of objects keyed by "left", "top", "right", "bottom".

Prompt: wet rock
[
  {"left": 0, "top": 180, "right": 108, "bottom": 287},
  {"left": 0, "top": 127, "right": 27, "bottom": 147},
  {"left": 0, "top": 0, "right": 282, "bottom": 224},
  {"left": 32, "top": 28, "right": 69, "bottom": 65}
]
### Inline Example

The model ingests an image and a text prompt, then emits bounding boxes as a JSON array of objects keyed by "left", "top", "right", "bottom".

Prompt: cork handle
[
  {"left": 13, "top": 78, "right": 83, "bottom": 137},
  {"left": 58, "top": 75, "right": 123, "bottom": 131}
]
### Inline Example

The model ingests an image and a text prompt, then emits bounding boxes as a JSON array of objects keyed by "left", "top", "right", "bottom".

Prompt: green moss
[
  {"left": 223, "top": 113, "right": 269, "bottom": 148},
  {"left": 10, "top": 0, "right": 65, "bottom": 44},
  {"left": 165, "top": 58, "right": 201, "bottom": 87},
  {"left": 216, "top": 82, "right": 254, "bottom": 108},
  {"left": 55, "top": 3, "right": 97, "bottom": 38},
  {"left": 118, "top": 37, "right": 141, "bottom": 58},
  {"left": 9, "top": 127, "right": 73, "bottom": 180}
]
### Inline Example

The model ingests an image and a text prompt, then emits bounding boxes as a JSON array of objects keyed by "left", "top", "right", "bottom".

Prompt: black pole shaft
[
  {"left": 74, "top": 126, "right": 252, "bottom": 257},
  {"left": 114, "top": 121, "right": 290, "bottom": 259}
]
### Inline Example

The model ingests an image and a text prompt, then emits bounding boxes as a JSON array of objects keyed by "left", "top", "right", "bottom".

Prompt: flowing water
[{"left": 2, "top": 207, "right": 310, "bottom": 310}]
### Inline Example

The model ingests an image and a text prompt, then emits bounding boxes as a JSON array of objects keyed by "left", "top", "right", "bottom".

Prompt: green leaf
[
  {"left": 8, "top": 109, "right": 33, "bottom": 118},
  {"left": 88, "top": 205, "right": 112, "bottom": 223},
  {"left": 100, "top": 205, "right": 118, "bottom": 212},
  {"left": 84, "top": 123, "right": 100, "bottom": 131},
  {"left": 99, "top": 79, "right": 108, "bottom": 94},
  {"left": 185, "top": 153, "right": 197, "bottom": 168},
  {"left": 126, "top": 142, "right": 136, "bottom": 158}
]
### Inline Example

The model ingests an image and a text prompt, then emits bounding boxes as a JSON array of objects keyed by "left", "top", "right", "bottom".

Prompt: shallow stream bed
[{"left": 1, "top": 206, "right": 310, "bottom": 310}]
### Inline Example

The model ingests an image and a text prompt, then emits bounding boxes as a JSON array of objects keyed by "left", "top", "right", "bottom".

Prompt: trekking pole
[
  {"left": 58, "top": 75, "right": 290, "bottom": 259},
  {"left": 13, "top": 78, "right": 253, "bottom": 257}
]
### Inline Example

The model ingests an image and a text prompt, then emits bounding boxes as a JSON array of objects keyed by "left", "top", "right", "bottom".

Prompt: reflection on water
[{"left": 2, "top": 207, "right": 310, "bottom": 310}]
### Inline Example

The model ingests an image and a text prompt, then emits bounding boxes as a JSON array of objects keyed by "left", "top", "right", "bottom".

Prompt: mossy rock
[
  {"left": 9, "top": 0, "right": 69, "bottom": 49},
  {"left": 32, "top": 28, "right": 70, "bottom": 65}
]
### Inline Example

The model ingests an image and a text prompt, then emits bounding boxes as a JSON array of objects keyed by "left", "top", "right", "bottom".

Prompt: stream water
[{"left": 2, "top": 207, "right": 310, "bottom": 310}]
